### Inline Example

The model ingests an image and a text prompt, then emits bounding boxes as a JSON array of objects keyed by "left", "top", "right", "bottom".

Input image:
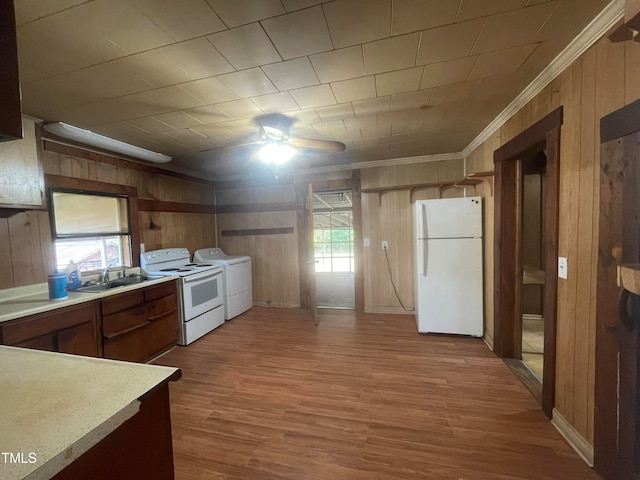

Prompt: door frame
[
  {"left": 493, "top": 107, "right": 563, "bottom": 419},
  {"left": 296, "top": 170, "right": 364, "bottom": 312}
]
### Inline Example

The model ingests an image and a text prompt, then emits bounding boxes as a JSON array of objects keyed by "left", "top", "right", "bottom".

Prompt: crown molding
[
  {"left": 306, "top": 151, "right": 464, "bottom": 174},
  {"left": 462, "top": 0, "right": 624, "bottom": 158}
]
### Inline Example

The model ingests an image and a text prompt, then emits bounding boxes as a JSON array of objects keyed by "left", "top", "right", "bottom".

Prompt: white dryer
[{"left": 193, "top": 248, "right": 253, "bottom": 320}]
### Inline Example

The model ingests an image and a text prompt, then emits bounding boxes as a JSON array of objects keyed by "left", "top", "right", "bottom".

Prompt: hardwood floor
[{"left": 154, "top": 307, "right": 601, "bottom": 480}]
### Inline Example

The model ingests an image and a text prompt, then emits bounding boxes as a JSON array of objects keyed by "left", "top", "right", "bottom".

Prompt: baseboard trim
[
  {"left": 523, "top": 314, "right": 544, "bottom": 321},
  {"left": 483, "top": 337, "right": 494, "bottom": 351},
  {"left": 551, "top": 408, "right": 594, "bottom": 466},
  {"left": 364, "top": 306, "right": 415, "bottom": 315}
]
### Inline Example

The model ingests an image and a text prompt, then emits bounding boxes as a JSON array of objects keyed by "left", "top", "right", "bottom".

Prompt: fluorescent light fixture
[
  {"left": 257, "top": 142, "right": 295, "bottom": 165},
  {"left": 43, "top": 122, "right": 172, "bottom": 164}
]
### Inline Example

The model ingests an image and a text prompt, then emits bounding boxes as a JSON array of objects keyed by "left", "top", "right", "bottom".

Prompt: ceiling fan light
[{"left": 258, "top": 142, "right": 295, "bottom": 165}]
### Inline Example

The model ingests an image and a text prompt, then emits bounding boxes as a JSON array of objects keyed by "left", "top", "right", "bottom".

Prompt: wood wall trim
[
  {"left": 138, "top": 199, "right": 215, "bottom": 214},
  {"left": 600, "top": 97, "right": 640, "bottom": 142},
  {"left": 351, "top": 170, "right": 364, "bottom": 313},
  {"left": 220, "top": 227, "right": 294, "bottom": 237},
  {"left": 494, "top": 108, "right": 564, "bottom": 163},
  {"left": 215, "top": 202, "right": 297, "bottom": 214},
  {"left": 45, "top": 174, "right": 141, "bottom": 267},
  {"left": 43, "top": 139, "right": 214, "bottom": 186},
  {"left": 552, "top": 408, "right": 595, "bottom": 466},
  {"left": 493, "top": 105, "right": 563, "bottom": 420}
]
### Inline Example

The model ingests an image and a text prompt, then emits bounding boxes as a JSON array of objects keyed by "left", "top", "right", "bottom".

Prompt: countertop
[
  {"left": 0, "top": 275, "right": 178, "bottom": 324},
  {"left": 0, "top": 346, "right": 180, "bottom": 480}
]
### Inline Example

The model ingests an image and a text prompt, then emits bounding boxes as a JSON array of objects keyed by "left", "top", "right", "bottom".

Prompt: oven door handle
[{"left": 183, "top": 271, "right": 221, "bottom": 284}]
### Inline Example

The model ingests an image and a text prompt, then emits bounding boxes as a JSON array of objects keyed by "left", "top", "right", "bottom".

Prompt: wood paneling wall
[
  {"left": 465, "top": 35, "right": 640, "bottom": 445},
  {"left": 215, "top": 184, "right": 300, "bottom": 308},
  {"left": 361, "top": 160, "right": 464, "bottom": 313},
  {"left": 0, "top": 146, "right": 216, "bottom": 289}
]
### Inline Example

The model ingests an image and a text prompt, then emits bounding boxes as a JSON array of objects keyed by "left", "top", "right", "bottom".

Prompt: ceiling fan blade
[{"left": 289, "top": 136, "right": 346, "bottom": 152}]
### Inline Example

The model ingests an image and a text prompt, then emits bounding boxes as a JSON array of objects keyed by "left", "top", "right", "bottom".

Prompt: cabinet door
[
  {"left": 14, "top": 333, "right": 56, "bottom": 352},
  {"left": 0, "top": 0, "right": 21, "bottom": 140},
  {"left": 0, "top": 117, "right": 43, "bottom": 208},
  {"left": 58, "top": 322, "right": 98, "bottom": 357}
]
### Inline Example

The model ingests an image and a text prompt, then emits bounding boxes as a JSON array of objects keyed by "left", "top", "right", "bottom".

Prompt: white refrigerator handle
[{"left": 421, "top": 204, "right": 428, "bottom": 276}]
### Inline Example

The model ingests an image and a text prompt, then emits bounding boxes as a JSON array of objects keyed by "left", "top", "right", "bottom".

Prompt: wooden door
[{"left": 307, "top": 183, "right": 318, "bottom": 325}]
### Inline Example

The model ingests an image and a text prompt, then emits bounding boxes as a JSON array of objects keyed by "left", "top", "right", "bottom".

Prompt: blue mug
[{"left": 48, "top": 273, "right": 67, "bottom": 299}]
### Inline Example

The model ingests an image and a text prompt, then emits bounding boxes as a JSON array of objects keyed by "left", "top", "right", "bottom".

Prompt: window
[
  {"left": 50, "top": 189, "right": 132, "bottom": 272},
  {"left": 313, "top": 210, "right": 354, "bottom": 273}
]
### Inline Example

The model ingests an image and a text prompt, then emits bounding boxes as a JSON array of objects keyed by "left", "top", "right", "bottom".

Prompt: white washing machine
[{"left": 193, "top": 248, "right": 253, "bottom": 320}]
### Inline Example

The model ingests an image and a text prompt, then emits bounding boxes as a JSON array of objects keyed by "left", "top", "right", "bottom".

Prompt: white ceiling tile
[
  {"left": 390, "top": 90, "right": 431, "bottom": 111},
  {"left": 74, "top": 0, "right": 174, "bottom": 54},
  {"left": 331, "top": 129, "right": 363, "bottom": 142},
  {"left": 535, "top": 0, "right": 609, "bottom": 41},
  {"left": 330, "top": 76, "right": 376, "bottom": 103},
  {"left": 262, "top": 6, "right": 332, "bottom": 60},
  {"left": 290, "top": 124, "right": 318, "bottom": 137},
  {"left": 178, "top": 77, "right": 239, "bottom": 104},
  {"left": 251, "top": 92, "right": 300, "bottom": 112},
  {"left": 214, "top": 99, "right": 263, "bottom": 119},
  {"left": 218, "top": 68, "right": 278, "bottom": 97},
  {"left": 151, "top": 111, "right": 204, "bottom": 129},
  {"left": 391, "top": 120, "right": 424, "bottom": 135},
  {"left": 421, "top": 57, "right": 477, "bottom": 89},
  {"left": 363, "top": 33, "right": 420, "bottom": 75},
  {"left": 468, "top": 44, "right": 537, "bottom": 80},
  {"left": 123, "top": 85, "right": 204, "bottom": 117},
  {"left": 14, "top": 0, "right": 87, "bottom": 25},
  {"left": 428, "top": 81, "right": 479, "bottom": 105},
  {"left": 310, "top": 46, "right": 366, "bottom": 83},
  {"left": 375, "top": 67, "right": 423, "bottom": 97},
  {"left": 456, "top": 0, "right": 528, "bottom": 22},
  {"left": 126, "top": 116, "right": 175, "bottom": 133},
  {"left": 377, "top": 109, "right": 413, "bottom": 125},
  {"left": 286, "top": 109, "right": 321, "bottom": 124},
  {"left": 185, "top": 105, "right": 232, "bottom": 124},
  {"left": 290, "top": 84, "right": 337, "bottom": 109},
  {"left": 190, "top": 123, "right": 233, "bottom": 138},
  {"left": 262, "top": 58, "right": 320, "bottom": 91},
  {"left": 416, "top": 19, "right": 484, "bottom": 65},
  {"left": 323, "top": 0, "right": 391, "bottom": 48},
  {"left": 281, "top": 0, "right": 326, "bottom": 12},
  {"left": 392, "top": 0, "right": 460, "bottom": 35},
  {"left": 352, "top": 96, "right": 391, "bottom": 116},
  {"left": 471, "top": 3, "right": 558, "bottom": 54},
  {"left": 315, "top": 104, "right": 355, "bottom": 122},
  {"left": 59, "top": 97, "right": 142, "bottom": 127},
  {"left": 117, "top": 49, "right": 194, "bottom": 88},
  {"left": 519, "top": 37, "right": 572, "bottom": 71},
  {"left": 160, "top": 38, "right": 235, "bottom": 79},
  {"left": 344, "top": 115, "right": 379, "bottom": 129},
  {"left": 362, "top": 124, "right": 391, "bottom": 139},
  {"left": 133, "top": 0, "right": 226, "bottom": 41},
  {"left": 205, "top": 0, "right": 285, "bottom": 27},
  {"left": 313, "top": 121, "right": 346, "bottom": 135},
  {"left": 206, "top": 23, "right": 282, "bottom": 70}
]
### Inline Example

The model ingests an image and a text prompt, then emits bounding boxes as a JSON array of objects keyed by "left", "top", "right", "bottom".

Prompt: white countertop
[
  {"left": 0, "top": 276, "right": 178, "bottom": 324},
  {"left": 0, "top": 346, "right": 180, "bottom": 480}
]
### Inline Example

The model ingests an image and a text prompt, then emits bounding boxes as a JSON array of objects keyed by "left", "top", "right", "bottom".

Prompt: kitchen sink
[{"left": 74, "top": 276, "right": 150, "bottom": 293}]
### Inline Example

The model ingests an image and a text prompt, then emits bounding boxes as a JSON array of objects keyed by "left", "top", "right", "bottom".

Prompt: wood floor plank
[{"left": 155, "top": 307, "right": 601, "bottom": 480}]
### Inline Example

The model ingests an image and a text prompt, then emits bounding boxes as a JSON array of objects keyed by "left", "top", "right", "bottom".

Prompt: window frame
[
  {"left": 313, "top": 209, "right": 355, "bottom": 273},
  {"left": 45, "top": 174, "right": 141, "bottom": 269}
]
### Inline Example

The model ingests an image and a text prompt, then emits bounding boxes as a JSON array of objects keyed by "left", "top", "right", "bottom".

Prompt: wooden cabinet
[
  {"left": 0, "top": 0, "right": 22, "bottom": 141},
  {"left": 102, "top": 281, "right": 178, "bottom": 363},
  {"left": 0, "top": 302, "right": 99, "bottom": 357},
  {"left": 0, "top": 117, "right": 45, "bottom": 212}
]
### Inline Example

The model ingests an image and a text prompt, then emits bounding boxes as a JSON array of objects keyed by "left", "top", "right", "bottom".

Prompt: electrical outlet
[
  {"left": 140, "top": 243, "right": 145, "bottom": 254},
  {"left": 364, "top": 237, "right": 370, "bottom": 247},
  {"left": 558, "top": 257, "right": 568, "bottom": 279},
  {"left": 381, "top": 240, "right": 388, "bottom": 250}
]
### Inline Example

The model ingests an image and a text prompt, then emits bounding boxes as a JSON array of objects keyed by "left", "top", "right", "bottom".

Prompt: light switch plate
[
  {"left": 558, "top": 257, "right": 568, "bottom": 279},
  {"left": 364, "top": 237, "right": 370, "bottom": 247}
]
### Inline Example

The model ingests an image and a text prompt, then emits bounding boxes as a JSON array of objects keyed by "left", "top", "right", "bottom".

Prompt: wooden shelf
[{"left": 361, "top": 171, "right": 494, "bottom": 206}]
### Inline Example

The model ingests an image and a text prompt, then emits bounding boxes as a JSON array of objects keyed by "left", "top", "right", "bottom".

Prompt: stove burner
[
  {"left": 177, "top": 269, "right": 192, "bottom": 272},
  {"left": 184, "top": 263, "right": 197, "bottom": 266},
  {"left": 194, "top": 264, "right": 213, "bottom": 267},
  {"left": 160, "top": 268, "right": 180, "bottom": 272}
]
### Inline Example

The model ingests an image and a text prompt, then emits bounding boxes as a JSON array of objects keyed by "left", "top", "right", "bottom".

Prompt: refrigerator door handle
[
  {"left": 421, "top": 203, "right": 429, "bottom": 240},
  {"left": 423, "top": 239, "right": 428, "bottom": 276}
]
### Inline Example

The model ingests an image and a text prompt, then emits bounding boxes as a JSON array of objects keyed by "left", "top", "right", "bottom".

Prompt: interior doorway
[
  {"left": 312, "top": 190, "right": 355, "bottom": 309},
  {"left": 521, "top": 154, "right": 547, "bottom": 382},
  {"left": 494, "top": 107, "right": 562, "bottom": 419}
]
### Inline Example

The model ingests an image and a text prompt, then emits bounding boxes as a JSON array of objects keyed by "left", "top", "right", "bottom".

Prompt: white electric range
[{"left": 141, "top": 248, "right": 224, "bottom": 346}]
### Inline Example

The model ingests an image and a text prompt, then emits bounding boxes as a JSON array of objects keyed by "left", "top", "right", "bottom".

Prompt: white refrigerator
[{"left": 414, "top": 196, "right": 484, "bottom": 336}]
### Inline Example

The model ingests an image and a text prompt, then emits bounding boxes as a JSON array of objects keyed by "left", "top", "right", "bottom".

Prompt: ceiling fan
[{"left": 225, "top": 113, "right": 346, "bottom": 165}]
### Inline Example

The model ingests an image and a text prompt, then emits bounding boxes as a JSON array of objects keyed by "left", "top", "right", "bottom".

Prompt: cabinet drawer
[
  {"left": 103, "top": 306, "right": 148, "bottom": 339},
  {"left": 144, "top": 281, "right": 176, "bottom": 302},
  {"left": 1, "top": 302, "right": 96, "bottom": 345},
  {"left": 101, "top": 290, "right": 144, "bottom": 316},
  {"left": 146, "top": 294, "right": 177, "bottom": 322}
]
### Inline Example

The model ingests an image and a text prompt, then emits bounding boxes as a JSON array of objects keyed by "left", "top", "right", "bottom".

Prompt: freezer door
[
  {"left": 415, "top": 237, "right": 483, "bottom": 336},
  {"left": 416, "top": 197, "right": 482, "bottom": 239}
]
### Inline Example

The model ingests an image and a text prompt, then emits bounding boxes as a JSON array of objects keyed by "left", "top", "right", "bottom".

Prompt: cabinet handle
[
  {"left": 148, "top": 309, "right": 177, "bottom": 322},
  {"left": 103, "top": 321, "right": 148, "bottom": 340}
]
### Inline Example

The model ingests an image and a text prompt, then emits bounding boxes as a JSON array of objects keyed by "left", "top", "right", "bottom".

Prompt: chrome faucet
[{"left": 103, "top": 261, "right": 116, "bottom": 283}]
